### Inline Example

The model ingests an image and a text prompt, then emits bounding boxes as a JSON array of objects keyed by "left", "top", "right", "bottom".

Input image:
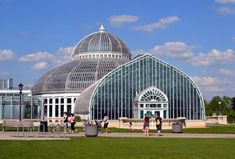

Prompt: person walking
[
  {"left": 129, "top": 121, "right": 133, "bottom": 132},
  {"left": 143, "top": 116, "right": 150, "bottom": 136},
  {"left": 155, "top": 115, "right": 162, "bottom": 136},
  {"left": 102, "top": 113, "right": 109, "bottom": 134},
  {"left": 63, "top": 112, "right": 69, "bottom": 133},
  {"left": 70, "top": 113, "right": 77, "bottom": 133}
]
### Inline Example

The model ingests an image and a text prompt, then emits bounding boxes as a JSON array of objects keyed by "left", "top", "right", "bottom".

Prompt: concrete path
[
  {"left": 98, "top": 132, "right": 235, "bottom": 138},
  {"left": 1, "top": 131, "right": 235, "bottom": 140}
]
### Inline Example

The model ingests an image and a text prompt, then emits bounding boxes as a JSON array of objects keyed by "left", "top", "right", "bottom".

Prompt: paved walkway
[
  {"left": 98, "top": 132, "right": 235, "bottom": 138},
  {"left": 1, "top": 131, "right": 235, "bottom": 140}
]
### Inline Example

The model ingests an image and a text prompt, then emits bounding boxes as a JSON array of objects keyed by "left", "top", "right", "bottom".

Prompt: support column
[
  {"left": 41, "top": 96, "right": 44, "bottom": 120},
  {"left": 52, "top": 97, "right": 55, "bottom": 118},
  {"left": 71, "top": 97, "right": 74, "bottom": 113},
  {"left": 64, "top": 97, "right": 67, "bottom": 113},
  {"left": 59, "top": 97, "right": 61, "bottom": 117},
  {"left": 0, "top": 97, "right": 3, "bottom": 119},
  {"left": 47, "top": 98, "right": 49, "bottom": 118}
]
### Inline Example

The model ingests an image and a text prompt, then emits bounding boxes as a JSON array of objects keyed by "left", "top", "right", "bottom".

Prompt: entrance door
[
  {"left": 154, "top": 111, "right": 160, "bottom": 117},
  {"left": 134, "top": 86, "right": 169, "bottom": 119},
  {"left": 143, "top": 110, "right": 162, "bottom": 118}
]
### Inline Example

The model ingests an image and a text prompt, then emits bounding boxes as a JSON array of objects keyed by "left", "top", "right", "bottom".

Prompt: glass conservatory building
[
  {"left": 0, "top": 89, "right": 40, "bottom": 119},
  {"left": 32, "top": 25, "right": 205, "bottom": 121},
  {"left": 74, "top": 54, "right": 205, "bottom": 120},
  {"left": 32, "top": 25, "right": 131, "bottom": 119}
]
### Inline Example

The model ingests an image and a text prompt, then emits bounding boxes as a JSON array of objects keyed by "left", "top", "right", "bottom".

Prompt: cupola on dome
[{"left": 72, "top": 25, "right": 131, "bottom": 60}]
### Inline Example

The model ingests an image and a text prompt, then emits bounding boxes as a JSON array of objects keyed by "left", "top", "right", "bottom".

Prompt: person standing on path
[
  {"left": 103, "top": 113, "right": 109, "bottom": 134},
  {"left": 129, "top": 121, "right": 133, "bottom": 132},
  {"left": 70, "top": 113, "right": 77, "bottom": 133},
  {"left": 143, "top": 116, "right": 150, "bottom": 136},
  {"left": 155, "top": 115, "right": 162, "bottom": 136},
  {"left": 63, "top": 112, "right": 69, "bottom": 133}
]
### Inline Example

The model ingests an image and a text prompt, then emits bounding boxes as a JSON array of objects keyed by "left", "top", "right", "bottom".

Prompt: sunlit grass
[{"left": 0, "top": 137, "right": 235, "bottom": 159}]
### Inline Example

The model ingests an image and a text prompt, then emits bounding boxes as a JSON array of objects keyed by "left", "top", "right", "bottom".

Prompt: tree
[
  {"left": 223, "top": 96, "right": 231, "bottom": 107},
  {"left": 205, "top": 96, "right": 235, "bottom": 123},
  {"left": 230, "top": 97, "right": 235, "bottom": 110},
  {"left": 206, "top": 96, "right": 231, "bottom": 116},
  {"left": 208, "top": 96, "right": 222, "bottom": 115},
  {"left": 204, "top": 99, "right": 213, "bottom": 116}
]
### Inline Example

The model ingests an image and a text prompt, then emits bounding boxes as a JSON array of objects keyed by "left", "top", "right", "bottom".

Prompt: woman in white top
[{"left": 102, "top": 113, "right": 109, "bottom": 134}]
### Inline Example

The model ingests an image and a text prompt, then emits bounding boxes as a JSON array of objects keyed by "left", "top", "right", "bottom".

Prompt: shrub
[{"left": 75, "top": 115, "right": 81, "bottom": 122}]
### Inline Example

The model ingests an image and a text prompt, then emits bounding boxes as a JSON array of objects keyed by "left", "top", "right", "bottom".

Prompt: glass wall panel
[{"left": 90, "top": 54, "right": 204, "bottom": 120}]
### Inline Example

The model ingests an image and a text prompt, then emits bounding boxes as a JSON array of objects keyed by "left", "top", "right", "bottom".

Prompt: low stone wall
[
  {"left": 185, "top": 120, "right": 206, "bottom": 128},
  {"left": 108, "top": 119, "right": 206, "bottom": 130},
  {"left": 206, "top": 115, "right": 227, "bottom": 125}
]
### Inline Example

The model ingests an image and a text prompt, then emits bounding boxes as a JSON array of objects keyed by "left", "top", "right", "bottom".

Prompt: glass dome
[
  {"left": 32, "top": 25, "right": 131, "bottom": 95},
  {"left": 32, "top": 58, "right": 129, "bottom": 95},
  {"left": 72, "top": 25, "right": 131, "bottom": 60}
]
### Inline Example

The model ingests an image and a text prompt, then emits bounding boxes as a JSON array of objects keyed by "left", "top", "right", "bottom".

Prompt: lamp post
[
  {"left": 218, "top": 101, "right": 221, "bottom": 116},
  {"left": 18, "top": 83, "right": 23, "bottom": 121}
]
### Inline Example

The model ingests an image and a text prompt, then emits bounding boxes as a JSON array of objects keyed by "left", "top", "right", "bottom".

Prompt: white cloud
[
  {"left": 215, "top": 0, "right": 235, "bottom": 4},
  {"left": 32, "top": 62, "right": 48, "bottom": 70},
  {"left": 218, "top": 7, "right": 235, "bottom": 14},
  {"left": 58, "top": 46, "right": 73, "bottom": 60},
  {"left": 204, "top": 87, "right": 225, "bottom": 94},
  {"left": 18, "top": 46, "right": 74, "bottom": 70},
  {"left": 51, "top": 46, "right": 74, "bottom": 65},
  {"left": 191, "top": 76, "right": 233, "bottom": 95},
  {"left": 218, "top": 69, "right": 235, "bottom": 77},
  {"left": 192, "top": 76, "right": 231, "bottom": 86},
  {"left": 18, "top": 51, "right": 54, "bottom": 62},
  {"left": 147, "top": 42, "right": 235, "bottom": 66},
  {"left": 109, "top": 15, "right": 139, "bottom": 27},
  {"left": 0, "top": 49, "right": 15, "bottom": 61},
  {"left": 203, "top": 69, "right": 235, "bottom": 77},
  {"left": 133, "top": 16, "right": 180, "bottom": 32},
  {"left": 192, "top": 49, "right": 235, "bottom": 66},
  {"left": 150, "top": 42, "right": 194, "bottom": 59},
  {"left": 132, "top": 49, "right": 146, "bottom": 55}
]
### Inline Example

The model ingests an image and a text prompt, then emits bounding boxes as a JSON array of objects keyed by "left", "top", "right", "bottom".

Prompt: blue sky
[{"left": 0, "top": 0, "right": 235, "bottom": 100}]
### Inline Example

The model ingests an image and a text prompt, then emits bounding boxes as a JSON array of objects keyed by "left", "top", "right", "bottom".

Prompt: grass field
[
  {"left": 0, "top": 124, "right": 235, "bottom": 159},
  {"left": 0, "top": 137, "right": 235, "bottom": 159}
]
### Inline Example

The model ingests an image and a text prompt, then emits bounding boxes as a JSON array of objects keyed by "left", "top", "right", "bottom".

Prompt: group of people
[
  {"left": 64, "top": 112, "right": 109, "bottom": 134},
  {"left": 143, "top": 115, "right": 162, "bottom": 136},
  {"left": 63, "top": 111, "right": 163, "bottom": 136},
  {"left": 76, "top": 113, "right": 110, "bottom": 134},
  {"left": 63, "top": 112, "right": 77, "bottom": 133}
]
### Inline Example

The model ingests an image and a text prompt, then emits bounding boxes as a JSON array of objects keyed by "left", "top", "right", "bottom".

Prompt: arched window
[{"left": 134, "top": 87, "right": 168, "bottom": 119}]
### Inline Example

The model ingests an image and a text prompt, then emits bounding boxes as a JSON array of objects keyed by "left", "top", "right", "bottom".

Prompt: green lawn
[
  {"left": 0, "top": 137, "right": 235, "bottom": 159},
  {"left": 180, "top": 124, "right": 235, "bottom": 134},
  {"left": 1, "top": 124, "right": 235, "bottom": 159}
]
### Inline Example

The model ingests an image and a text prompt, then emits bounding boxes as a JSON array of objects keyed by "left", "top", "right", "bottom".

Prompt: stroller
[{"left": 95, "top": 120, "right": 102, "bottom": 133}]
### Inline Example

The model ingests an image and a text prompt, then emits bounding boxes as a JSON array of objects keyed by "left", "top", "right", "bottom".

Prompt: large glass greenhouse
[
  {"left": 32, "top": 25, "right": 205, "bottom": 121},
  {"left": 74, "top": 54, "right": 205, "bottom": 120}
]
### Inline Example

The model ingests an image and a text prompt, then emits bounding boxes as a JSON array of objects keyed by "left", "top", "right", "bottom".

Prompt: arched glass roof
[
  {"left": 32, "top": 25, "right": 131, "bottom": 95},
  {"left": 74, "top": 54, "right": 205, "bottom": 120},
  {"left": 32, "top": 58, "right": 129, "bottom": 95},
  {"left": 72, "top": 25, "right": 131, "bottom": 59}
]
